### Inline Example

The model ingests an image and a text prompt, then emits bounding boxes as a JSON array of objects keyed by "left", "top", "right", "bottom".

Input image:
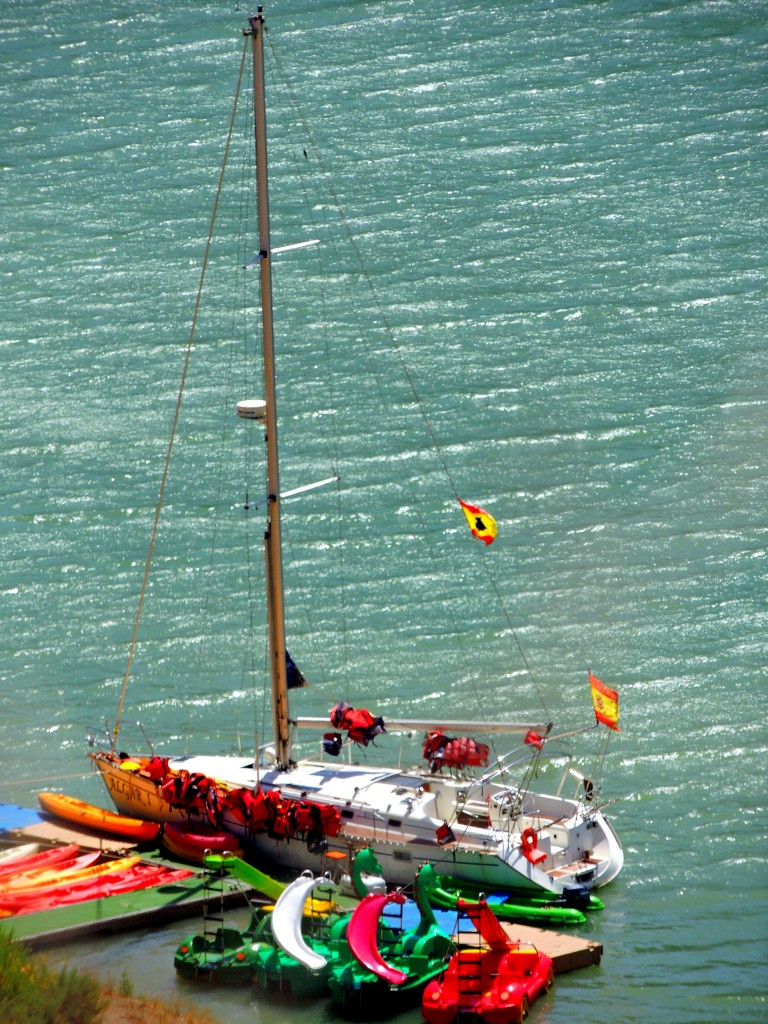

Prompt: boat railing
[
  {"left": 89, "top": 719, "right": 156, "bottom": 757},
  {"left": 556, "top": 764, "right": 602, "bottom": 808},
  {"left": 472, "top": 747, "right": 537, "bottom": 789}
]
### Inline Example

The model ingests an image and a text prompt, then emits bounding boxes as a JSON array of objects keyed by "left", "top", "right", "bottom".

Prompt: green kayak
[{"left": 419, "top": 863, "right": 602, "bottom": 925}]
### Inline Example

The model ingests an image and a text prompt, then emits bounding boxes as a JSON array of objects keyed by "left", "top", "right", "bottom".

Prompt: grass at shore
[
  {"left": 99, "top": 982, "right": 218, "bottom": 1024},
  {"left": 0, "top": 926, "right": 217, "bottom": 1024}
]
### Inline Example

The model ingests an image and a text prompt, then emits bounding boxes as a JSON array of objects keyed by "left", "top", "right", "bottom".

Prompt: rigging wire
[
  {"left": 260, "top": 48, "right": 350, "bottom": 700},
  {"left": 265, "top": 31, "right": 550, "bottom": 723},
  {"left": 188, "top": 95, "right": 253, "bottom": 750},
  {"left": 111, "top": 37, "right": 250, "bottom": 747},
  {"left": 586, "top": 727, "right": 614, "bottom": 802}
]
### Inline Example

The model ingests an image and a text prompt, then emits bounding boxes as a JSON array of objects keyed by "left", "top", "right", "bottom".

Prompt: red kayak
[
  {"left": 0, "top": 851, "right": 101, "bottom": 891},
  {"left": 0, "top": 854, "right": 140, "bottom": 902},
  {"left": 162, "top": 822, "right": 241, "bottom": 863},
  {"left": 0, "top": 843, "right": 81, "bottom": 880}
]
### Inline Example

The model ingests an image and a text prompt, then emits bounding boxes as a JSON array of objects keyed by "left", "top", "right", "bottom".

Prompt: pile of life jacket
[
  {"left": 422, "top": 731, "right": 490, "bottom": 773},
  {"left": 121, "top": 756, "right": 345, "bottom": 842},
  {"left": 221, "top": 787, "right": 341, "bottom": 840},
  {"left": 160, "top": 771, "right": 223, "bottom": 827},
  {"left": 329, "top": 700, "right": 386, "bottom": 746},
  {"left": 142, "top": 755, "right": 170, "bottom": 780},
  {"left": 150, "top": 763, "right": 342, "bottom": 841}
]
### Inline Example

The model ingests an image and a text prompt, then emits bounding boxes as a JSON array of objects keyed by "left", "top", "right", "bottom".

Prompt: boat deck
[{"left": 547, "top": 856, "right": 606, "bottom": 880}]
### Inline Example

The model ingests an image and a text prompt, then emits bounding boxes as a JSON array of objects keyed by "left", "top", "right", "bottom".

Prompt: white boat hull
[{"left": 90, "top": 750, "right": 622, "bottom": 895}]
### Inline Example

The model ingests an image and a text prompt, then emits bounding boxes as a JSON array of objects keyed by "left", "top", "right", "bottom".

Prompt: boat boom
[{"left": 294, "top": 716, "right": 550, "bottom": 736}]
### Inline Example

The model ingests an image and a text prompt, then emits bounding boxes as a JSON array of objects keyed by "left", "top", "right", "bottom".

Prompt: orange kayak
[{"left": 37, "top": 792, "right": 160, "bottom": 843}]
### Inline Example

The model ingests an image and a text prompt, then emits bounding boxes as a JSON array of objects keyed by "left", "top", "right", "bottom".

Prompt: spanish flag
[
  {"left": 458, "top": 499, "right": 497, "bottom": 545},
  {"left": 589, "top": 672, "right": 620, "bottom": 731}
]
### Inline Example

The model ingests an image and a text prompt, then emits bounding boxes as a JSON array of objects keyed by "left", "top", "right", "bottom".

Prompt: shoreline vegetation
[{"left": 0, "top": 927, "right": 217, "bottom": 1024}]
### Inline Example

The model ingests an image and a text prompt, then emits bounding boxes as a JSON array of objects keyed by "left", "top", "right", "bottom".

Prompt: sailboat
[{"left": 89, "top": 9, "right": 623, "bottom": 897}]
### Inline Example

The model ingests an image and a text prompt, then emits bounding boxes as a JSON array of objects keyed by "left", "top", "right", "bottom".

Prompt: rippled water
[{"left": 1, "top": 2, "right": 766, "bottom": 1022}]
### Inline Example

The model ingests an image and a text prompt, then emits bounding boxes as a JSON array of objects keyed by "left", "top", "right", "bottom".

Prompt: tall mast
[{"left": 248, "top": 9, "right": 291, "bottom": 770}]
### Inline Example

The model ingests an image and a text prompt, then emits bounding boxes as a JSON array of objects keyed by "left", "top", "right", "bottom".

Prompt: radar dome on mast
[{"left": 236, "top": 399, "right": 267, "bottom": 421}]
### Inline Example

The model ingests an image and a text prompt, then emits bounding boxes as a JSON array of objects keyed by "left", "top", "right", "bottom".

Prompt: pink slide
[{"left": 346, "top": 892, "right": 408, "bottom": 985}]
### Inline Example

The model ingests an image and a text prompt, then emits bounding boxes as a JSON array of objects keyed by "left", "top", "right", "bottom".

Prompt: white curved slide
[{"left": 271, "top": 872, "right": 329, "bottom": 971}]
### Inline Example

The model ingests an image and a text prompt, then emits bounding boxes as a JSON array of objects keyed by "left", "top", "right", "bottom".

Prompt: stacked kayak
[
  {"left": 0, "top": 843, "right": 40, "bottom": 866},
  {"left": 2, "top": 850, "right": 103, "bottom": 889},
  {"left": 0, "top": 843, "right": 194, "bottom": 916},
  {"left": 0, "top": 843, "right": 79, "bottom": 880}
]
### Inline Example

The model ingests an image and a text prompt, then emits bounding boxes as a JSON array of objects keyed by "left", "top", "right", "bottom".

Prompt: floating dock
[
  {"left": 9, "top": 872, "right": 251, "bottom": 951},
  {"left": 499, "top": 921, "right": 602, "bottom": 973},
  {"left": 0, "top": 803, "right": 251, "bottom": 950},
  {"left": 2, "top": 803, "right": 602, "bottom": 970}
]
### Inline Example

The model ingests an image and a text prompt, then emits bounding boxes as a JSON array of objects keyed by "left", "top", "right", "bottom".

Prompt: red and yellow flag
[
  {"left": 589, "top": 672, "right": 620, "bottom": 731},
  {"left": 458, "top": 499, "right": 497, "bottom": 545}
]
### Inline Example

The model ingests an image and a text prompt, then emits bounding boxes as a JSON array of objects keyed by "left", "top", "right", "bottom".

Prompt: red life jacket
[
  {"left": 144, "top": 755, "right": 168, "bottom": 781},
  {"left": 161, "top": 772, "right": 188, "bottom": 808},
  {"left": 179, "top": 772, "right": 210, "bottom": 812},
  {"left": 222, "top": 787, "right": 341, "bottom": 838},
  {"left": 318, "top": 803, "right": 342, "bottom": 837},
  {"left": 292, "top": 801, "right": 322, "bottom": 833},
  {"left": 423, "top": 731, "right": 489, "bottom": 772},
  {"left": 329, "top": 701, "right": 386, "bottom": 746}
]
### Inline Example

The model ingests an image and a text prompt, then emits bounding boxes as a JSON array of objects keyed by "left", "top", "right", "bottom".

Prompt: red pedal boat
[{"left": 421, "top": 898, "right": 554, "bottom": 1024}]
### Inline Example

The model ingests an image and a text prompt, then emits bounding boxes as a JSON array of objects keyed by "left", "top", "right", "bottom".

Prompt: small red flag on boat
[
  {"left": 589, "top": 672, "right": 620, "bottom": 731},
  {"left": 458, "top": 499, "right": 497, "bottom": 545},
  {"left": 436, "top": 821, "right": 456, "bottom": 845},
  {"left": 524, "top": 730, "right": 545, "bottom": 750}
]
